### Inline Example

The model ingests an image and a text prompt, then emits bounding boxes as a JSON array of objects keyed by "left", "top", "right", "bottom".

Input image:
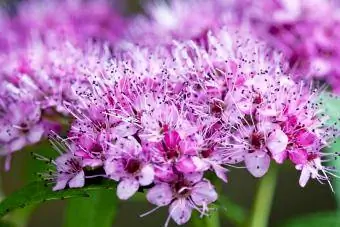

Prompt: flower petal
[
  {"left": 69, "top": 171, "right": 85, "bottom": 188},
  {"left": 191, "top": 181, "right": 218, "bottom": 206},
  {"left": 164, "top": 130, "right": 181, "bottom": 149},
  {"left": 299, "top": 167, "right": 311, "bottom": 187},
  {"left": 117, "top": 178, "right": 139, "bottom": 200},
  {"left": 146, "top": 183, "right": 173, "bottom": 206},
  {"left": 9, "top": 137, "right": 26, "bottom": 152},
  {"left": 267, "top": 129, "right": 288, "bottom": 156},
  {"left": 169, "top": 199, "right": 192, "bottom": 225},
  {"left": 245, "top": 151, "right": 270, "bottom": 177},
  {"left": 53, "top": 178, "right": 69, "bottom": 191},
  {"left": 27, "top": 124, "right": 45, "bottom": 144},
  {"left": 212, "top": 164, "right": 228, "bottom": 183},
  {"left": 175, "top": 157, "right": 196, "bottom": 173},
  {"left": 138, "top": 164, "right": 155, "bottom": 186}
]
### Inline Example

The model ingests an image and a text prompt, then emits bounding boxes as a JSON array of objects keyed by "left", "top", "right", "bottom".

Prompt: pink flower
[
  {"left": 53, "top": 153, "right": 85, "bottom": 191},
  {"left": 146, "top": 173, "right": 217, "bottom": 226},
  {"left": 0, "top": 101, "right": 44, "bottom": 155},
  {"left": 126, "top": 0, "right": 233, "bottom": 46},
  {"left": 0, "top": 0, "right": 126, "bottom": 52},
  {"left": 104, "top": 137, "right": 155, "bottom": 200},
  {"left": 235, "top": 0, "right": 340, "bottom": 93}
]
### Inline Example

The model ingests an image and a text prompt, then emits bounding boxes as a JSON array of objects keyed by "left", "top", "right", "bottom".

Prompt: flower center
[
  {"left": 90, "top": 143, "right": 103, "bottom": 154},
  {"left": 174, "top": 180, "right": 191, "bottom": 198},
  {"left": 125, "top": 159, "right": 141, "bottom": 174},
  {"left": 20, "top": 123, "right": 29, "bottom": 133},
  {"left": 166, "top": 148, "right": 180, "bottom": 160},
  {"left": 251, "top": 132, "right": 265, "bottom": 149},
  {"left": 201, "top": 148, "right": 212, "bottom": 159}
]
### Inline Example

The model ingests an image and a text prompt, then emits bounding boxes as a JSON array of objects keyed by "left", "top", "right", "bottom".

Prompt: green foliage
[
  {"left": 218, "top": 196, "right": 247, "bottom": 226},
  {"left": 0, "top": 179, "right": 117, "bottom": 218},
  {"left": 280, "top": 212, "right": 340, "bottom": 227},
  {"left": 63, "top": 189, "right": 117, "bottom": 227}
]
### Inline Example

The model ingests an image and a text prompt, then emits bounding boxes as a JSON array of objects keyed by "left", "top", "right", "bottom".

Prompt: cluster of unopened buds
[{"left": 0, "top": 0, "right": 340, "bottom": 225}]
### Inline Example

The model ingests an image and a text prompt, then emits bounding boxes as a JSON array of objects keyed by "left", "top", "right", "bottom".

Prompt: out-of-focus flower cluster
[
  {"left": 235, "top": 0, "right": 340, "bottom": 93},
  {"left": 0, "top": 0, "right": 340, "bottom": 226}
]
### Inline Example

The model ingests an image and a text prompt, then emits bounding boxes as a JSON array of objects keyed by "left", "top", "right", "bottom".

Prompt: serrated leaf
[
  {"left": 0, "top": 178, "right": 117, "bottom": 218},
  {"left": 280, "top": 211, "right": 340, "bottom": 227}
]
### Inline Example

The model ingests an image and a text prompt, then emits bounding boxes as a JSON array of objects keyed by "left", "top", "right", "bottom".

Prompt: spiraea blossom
[
  {"left": 1, "top": 0, "right": 340, "bottom": 226},
  {"left": 0, "top": 0, "right": 125, "bottom": 52},
  {"left": 234, "top": 0, "right": 340, "bottom": 93},
  {"left": 44, "top": 26, "right": 340, "bottom": 226},
  {"left": 0, "top": 37, "right": 114, "bottom": 168},
  {"left": 125, "top": 0, "right": 235, "bottom": 46},
  {"left": 0, "top": 0, "right": 127, "bottom": 166}
]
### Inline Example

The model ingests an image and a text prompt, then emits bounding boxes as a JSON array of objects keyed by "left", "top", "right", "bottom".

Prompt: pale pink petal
[
  {"left": 26, "top": 124, "right": 44, "bottom": 144},
  {"left": 104, "top": 159, "right": 125, "bottom": 181},
  {"left": 212, "top": 164, "right": 228, "bottom": 183},
  {"left": 138, "top": 164, "right": 155, "bottom": 186},
  {"left": 53, "top": 178, "right": 69, "bottom": 191},
  {"left": 9, "top": 137, "right": 26, "bottom": 152},
  {"left": 175, "top": 157, "right": 196, "bottom": 173},
  {"left": 146, "top": 183, "right": 173, "bottom": 206},
  {"left": 0, "top": 125, "right": 18, "bottom": 142},
  {"left": 154, "top": 165, "right": 177, "bottom": 182},
  {"left": 267, "top": 129, "right": 288, "bottom": 155},
  {"left": 117, "top": 178, "right": 139, "bottom": 200},
  {"left": 112, "top": 122, "right": 138, "bottom": 137},
  {"left": 191, "top": 181, "right": 218, "bottom": 206},
  {"left": 184, "top": 171, "right": 203, "bottom": 184},
  {"left": 82, "top": 159, "right": 103, "bottom": 168},
  {"left": 245, "top": 151, "right": 270, "bottom": 178},
  {"left": 69, "top": 171, "right": 85, "bottom": 188},
  {"left": 169, "top": 199, "right": 192, "bottom": 225},
  {"left": 299, "top": 167, "right": 311, "bottom": 187},
  {"left": 192, "top": 157, "right": 210, "bottom": 171},
  {"left": 272, "top": 150, "right": 287, "bottom": 164}
]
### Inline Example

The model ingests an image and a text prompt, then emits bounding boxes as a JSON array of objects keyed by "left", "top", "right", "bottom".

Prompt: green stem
[
  {"left": 248, "top": 164, "right": 278, "bottom": 227},
  {"left": 205, "top": 209, "right": 220, "bottom": 227}
]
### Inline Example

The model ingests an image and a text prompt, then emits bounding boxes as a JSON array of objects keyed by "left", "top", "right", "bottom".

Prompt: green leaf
[
  {"left": 218, "top": 195, "right": 247, "bottom": 226},
  {"left": 0, "top": 220, "right": 15, "bottom": 227},
  {"left": 280, "top": 211, "right": 340, "bottom": 227},
  {"left": 63, "top": 189, "right": 117, "bottom": 227},
  {"left": 0, "top": 178, "right": 117, "bottom": 218}
]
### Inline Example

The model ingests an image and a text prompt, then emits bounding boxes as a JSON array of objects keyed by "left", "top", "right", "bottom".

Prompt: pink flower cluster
[
  {"left": 0, "top": 0, "right": 125, "bottom": 52},
  {"left": 235, "top": 0, "right": 340, "bottom": 93},
  {"left": 47, "top": 28, "right": 339, "bottom": 225},
  {"left": 0, "top": 0, "right": 340, "bottom": 226},
  {"left": 0, "top": 0, "right": 123, "bottom": 168}
]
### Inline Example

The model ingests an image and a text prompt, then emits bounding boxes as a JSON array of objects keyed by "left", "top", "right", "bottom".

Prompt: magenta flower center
[
  {"left": 125, "top": 158, "right": 141, "bottom": 174},
  {"left": 20, "top": 123, "right": 29, "bottom": 133},
  {"left": 90, "top": 143, "right": 103, "bottom": 155},
  {"left": 201, "top": 148, "right": 212, "bottom": 159},
  {"left": 251, "top": 132, "right": 265, "bottom": 149},
  {"left": 174, "top": 180, "right": 191, "bottom": 198}
]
